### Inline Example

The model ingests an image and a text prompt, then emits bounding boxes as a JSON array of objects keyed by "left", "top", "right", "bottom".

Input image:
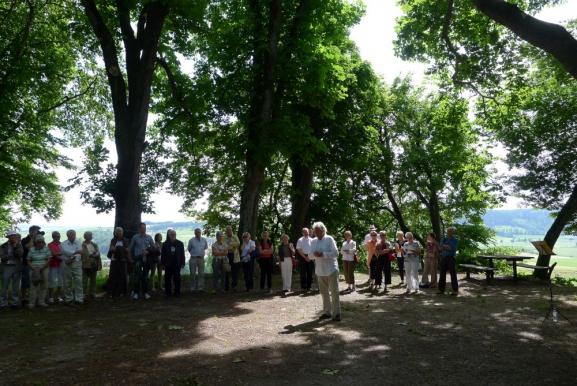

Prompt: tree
[
  {"left": 392, "top": 79, "right": 497, "bottom": 242},
  {"left": 481, "top": 54, "right": 577, "bottom": 265},
  {"left": 0, "top": 0, "right": 103, "bottom": 228},
  {"left": 395, "top": 0, "right": 577, "bottom": 275},
  {"left": 164, "top": 0, "right": 366, "bottom": 238},
  {"left": 75, "top": 0, "right": 210, "bottom": 237}
]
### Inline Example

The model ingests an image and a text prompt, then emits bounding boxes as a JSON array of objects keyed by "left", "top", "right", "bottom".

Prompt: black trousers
[
  {"left": 438, "top": 256, "right": 458, "bottom": 292},
  {"left": 379, "top": 256, "right": 392, "bottom": 286},
  {"left": 369, "top": 254, "right": 379, "bottom": 281},
  {"left": 242, "top": 259, "right": 255, "bottom": 290},
  {"left": 299, "top": 257, "right": 315, "bottom": 290},
  {"left": 164, "top": 266, "right": 181, "bottom": 296},
  {"left": 258, "top": 258, "right": 273, "bottom": 289},
  {"left": 396, "top": 256, "right": 405, "bottom": 281}
]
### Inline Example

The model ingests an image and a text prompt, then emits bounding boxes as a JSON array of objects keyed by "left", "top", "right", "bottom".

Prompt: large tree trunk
[
  {"left": 534, "top": 183, "right": 577, "bottom": 278},
  {"left": 473, "top": 0, "right": 577, "bottom": 80},
  {"left": 289, "top": 156, "right": 313, "bottom": 242},
  {"left": 81, "top": 1, "right": 168, "bottom": 238},
  {"left": 238, "top": 154, "right": 266, "bottom": 238},
  {"left": 427, "top": 191, "right": 442, "bottom": 242},
  {"left": 238, "top": 0, "right": 282, "bottom": 237}
]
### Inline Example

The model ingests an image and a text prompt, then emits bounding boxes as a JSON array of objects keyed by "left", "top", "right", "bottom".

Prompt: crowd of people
[{"left": 0, "top": 221, "right": 459, "bottom": 321}]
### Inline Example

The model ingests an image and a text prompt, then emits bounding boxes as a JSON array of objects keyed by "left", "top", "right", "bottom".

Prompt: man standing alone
[{"left": 310, "top": 222, "right": 341, "bottom": 321}]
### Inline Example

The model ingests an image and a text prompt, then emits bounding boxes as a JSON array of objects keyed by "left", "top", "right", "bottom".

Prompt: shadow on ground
[{"left": 1, "top": 273, "right": 576, "bottom": 386}]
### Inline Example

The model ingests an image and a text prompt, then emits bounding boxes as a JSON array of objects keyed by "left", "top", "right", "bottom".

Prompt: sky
[{"left": 29, "top": 0, "right": 577, "bottom": 227}]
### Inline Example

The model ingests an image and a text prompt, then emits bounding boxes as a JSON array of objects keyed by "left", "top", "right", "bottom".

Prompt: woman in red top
[
  {"left": 258, "top": 231, "right": 274, "bottom": 293},
  {"left": 375, "top": 231, "right": 393, "bottom": 292},
  {"left": 47, "top": 231, "right": 63, "bottom": 303}
]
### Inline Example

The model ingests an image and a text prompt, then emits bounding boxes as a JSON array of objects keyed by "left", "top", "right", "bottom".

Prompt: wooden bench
[{"left": 459, "top": 264, "right": 497, "bottom": 284}]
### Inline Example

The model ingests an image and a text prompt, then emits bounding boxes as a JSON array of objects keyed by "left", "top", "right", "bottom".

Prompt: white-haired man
[
  {"left": 310, "top": 222, "right": 341, "bottom": 321},
  {"left": 61, "top": 230, "right": 84, "bottom": 304}
]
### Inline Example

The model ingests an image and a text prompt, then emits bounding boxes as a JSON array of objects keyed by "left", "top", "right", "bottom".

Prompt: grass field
[{"left": 493, "top": 234, "right": 577, "bottom": 276}]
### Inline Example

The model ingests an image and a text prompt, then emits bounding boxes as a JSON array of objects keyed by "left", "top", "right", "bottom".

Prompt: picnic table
[{"left": 477, "top": 255, "right": 532, "bottom": 279}]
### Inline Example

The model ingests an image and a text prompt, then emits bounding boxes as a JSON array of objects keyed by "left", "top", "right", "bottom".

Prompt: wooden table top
[{"left": 477, "top": 255, "right": 530, "bottom": 261}]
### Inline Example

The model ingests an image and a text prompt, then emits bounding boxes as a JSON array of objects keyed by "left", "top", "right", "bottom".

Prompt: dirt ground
[{"left": 1, "top": 272, "right": 576, "bottom": 386}]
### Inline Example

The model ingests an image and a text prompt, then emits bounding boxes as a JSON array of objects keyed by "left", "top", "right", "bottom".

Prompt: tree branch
[
  {"left": 80, "top": 0, "right": 127, "bottom": 117},
  {"left": 473, "top": 0, "right": 577, "bottom": 80}
]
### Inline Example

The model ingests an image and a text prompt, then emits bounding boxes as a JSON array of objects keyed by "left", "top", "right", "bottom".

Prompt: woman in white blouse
[{"left": 341, "top": 231, "right": 357, "bottom": 292}]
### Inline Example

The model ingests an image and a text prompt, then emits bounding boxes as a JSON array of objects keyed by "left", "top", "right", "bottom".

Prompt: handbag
[
  {"left": 353, "top": 252, "right": 359, "bottom": 263},
  {"left": 222, "top": 257, "right": 231, "bottom": 273}
]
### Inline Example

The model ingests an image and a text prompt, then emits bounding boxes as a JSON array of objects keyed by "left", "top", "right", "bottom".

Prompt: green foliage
[
  {"left": 0, "top": 1, "right": 105, "bottom": 229},
  {"left": 480, "top": 56, "right": 577, "bottom": 219}
]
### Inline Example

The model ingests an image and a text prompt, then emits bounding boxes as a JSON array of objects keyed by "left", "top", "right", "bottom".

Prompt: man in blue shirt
[
  {"left": 129, "top": 223, "right": 156, "bottom": 300},
  {"left": 438, "top": 227, "right": 459, "bottom": 295}
]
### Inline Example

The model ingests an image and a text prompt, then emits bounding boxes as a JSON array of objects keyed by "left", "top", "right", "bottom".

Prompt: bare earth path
[{"left": 1, "top": 273, "right": 576, "bottom": 386}]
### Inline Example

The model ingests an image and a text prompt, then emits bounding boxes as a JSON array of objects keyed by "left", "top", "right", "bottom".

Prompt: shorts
[{"left": 48, "top": 266, "right": 64, "bottom": 288}]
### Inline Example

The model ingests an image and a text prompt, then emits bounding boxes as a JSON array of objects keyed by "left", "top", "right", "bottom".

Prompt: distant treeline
[{"left": 483, "top": 209, "right": 554, "bottom": 236}]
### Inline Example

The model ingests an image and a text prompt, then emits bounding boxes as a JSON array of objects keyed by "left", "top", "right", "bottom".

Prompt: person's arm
[
  {"left": 230, "top": 235, "right": 240, "bottom": 249},
  {"left": 129, "top": 236, "right": 136, "bottom": 256},
  {"left": 107, "top": 241, "right": 115, "bottom": 259},
  {"left": 187, "top": 239, "right": 193, "bottom": 254},
  {"left": 323, "top": 237, "right": 339, "bottom": 259},
  {"left": 249, "top": 240, "right": 256, "bottom": 253},
  {"left": 160, "top": 243, "right": 166, "bottom": 267},
  {"left": 42, "top": 249, "right": 50, "bottom": 270},
  {"left": 179, "top": 242, "right": 186, "bottom": 268}
]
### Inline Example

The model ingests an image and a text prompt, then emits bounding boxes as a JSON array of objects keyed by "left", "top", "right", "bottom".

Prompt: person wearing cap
[
  {"left": 21, "top": 225, "right": 42, "bottom": 305},
  {"left": 27, "top": 235, "right": 52, "bottom": 308},
  {"left": 187, "top": 228, "right": 208, "bottom": 292},
  {"left": 0, "top": 231, "right": 24, "bottom": 308},
  {"left": 61, "top": 229, "right": 84, "bottom": 304},
  {"left": 81, "top": 231, "right": 101, "bottom": 299},
  {"left": 47, "top": 231, "right": 64, "bottom": 303}
]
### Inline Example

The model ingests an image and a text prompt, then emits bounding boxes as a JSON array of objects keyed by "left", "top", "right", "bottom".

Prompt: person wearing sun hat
[
  {"left": 0, "top": 231, "right": 24, "bottom": 308},
  {"left": 26, "top": 234, "right": 52, "bottom": 308}
]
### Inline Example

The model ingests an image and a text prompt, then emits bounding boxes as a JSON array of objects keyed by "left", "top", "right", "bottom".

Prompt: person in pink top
[{"left": 47, "top": 231, "right": 64, "bottom": 303}]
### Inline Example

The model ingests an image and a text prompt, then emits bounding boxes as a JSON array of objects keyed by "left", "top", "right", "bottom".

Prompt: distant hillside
[{"left": 483, "top": 209, "right": 554, "bottom": 236}]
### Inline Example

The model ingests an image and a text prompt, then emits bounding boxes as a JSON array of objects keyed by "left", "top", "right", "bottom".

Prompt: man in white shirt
[
  {"left": 296, "top": 227, "right": 315, "bottom": 292},
  {"left": 60, "top": 230, "right": 84, "bottom": 304},
  {"left": 187, "top": 228, "right": 208, "bottom": 292},
  {"left": 310, "top": 222, "right": 340, "bottom": 321}
]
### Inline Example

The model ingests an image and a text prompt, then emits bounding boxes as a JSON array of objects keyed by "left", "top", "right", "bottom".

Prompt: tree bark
[
  {"left": 473, "top": 0, "right": 577, "bottom": 80},
  {"left": 81, "top": 1, "right": 168, "bottom": 238},
  {"left": 289, "top": 156, "right": 313, "bottom": 242},
  {"left": 238, "top": 0, "right": 282, "bottom": 237},
  {"left": 534, "top": 183, "right": 577, "bottom": 278}
]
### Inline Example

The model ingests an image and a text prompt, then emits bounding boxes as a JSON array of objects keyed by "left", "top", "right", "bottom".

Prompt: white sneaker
[
  {"left": 144, "top": 293, "right": 151, "bottom": 300},
  {"left": 132, "top": 293, "right": 139, "bottom": 300}
]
